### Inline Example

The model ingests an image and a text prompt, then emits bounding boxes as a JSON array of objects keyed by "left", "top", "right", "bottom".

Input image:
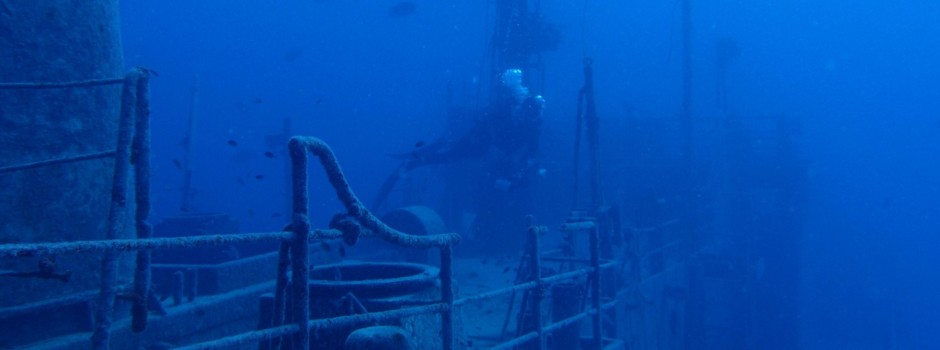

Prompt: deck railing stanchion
[
  {"left": 269, "top": 241, "right": 292, "bottom": 349},
  {"left": 0, "top": 135, "right": 471, "bottom": 349},
  {"left": 91, "top": 69, "right": 142, "bottom": 350},
  {"left": 441, "top": 244, "right": 455, "bottom": 350},
  {"left": 131, "top": 70, "right": 153, "bottom": 333},
  {"left": 528, "top": 218, "right": 545, "bottom": 350},
  {"left": 288, "top": 137, "right": 311, "bottom": 350},
  {"left": 590, "top": 223, "right": 602, "bottom": 349}
]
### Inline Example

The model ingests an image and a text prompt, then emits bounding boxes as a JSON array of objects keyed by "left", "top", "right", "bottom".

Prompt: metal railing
[
  {"left": 0, "top": 72, "right": 616, "bottom": 349},
  {"left": 0, "top": 68, "right": 154, "bottom": 349}
]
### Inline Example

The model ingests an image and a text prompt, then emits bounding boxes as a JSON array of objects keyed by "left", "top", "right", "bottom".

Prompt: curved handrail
[{"left": 288, "top": 136, "right": 461, "bottom": 248}]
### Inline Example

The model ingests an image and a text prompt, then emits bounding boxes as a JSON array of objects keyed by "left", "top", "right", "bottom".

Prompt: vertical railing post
[
  {"left": 91, "top": 69, "right": 141, "bottom": 350},
  {"left": 440, "top": 244, "right": 455, "bottom": 350},
  {"left": 528, "top": 220, "right": 544, "bottom": 350},
  {"left": 288, "top": 138, "right": 310, "bottom": 350},
  {"left": 268, "top": 241, "right": 292, "bottom": 350},
  {"left": 590, "top": 223, "right": 602, "bottom": 349},
  {"left": 171, "top": 271, "right": 184, "bottom": 306},
  {"left": 131, "top": 70, "right": 153, "bottom": 333}
]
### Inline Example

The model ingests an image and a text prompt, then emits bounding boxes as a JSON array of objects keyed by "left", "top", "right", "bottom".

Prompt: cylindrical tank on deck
[{"left": 0, "top": 1, "right": 126, "bottom": 346}]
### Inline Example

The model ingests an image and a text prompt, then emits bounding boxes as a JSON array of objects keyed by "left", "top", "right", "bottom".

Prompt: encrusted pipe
[
  {"left": 91, "top": 69, "right": 142, "bottom": 350},
  {"left": 440, "top": 244, "right": 454, "bottom": 350},
  {"left": 289, "top": 137, "right": 311, "bottom": 350},
  {"left": 131, "top": 70, "right": 152, "bottom": 333},
  {"left": 257, "top": 294, "right": 275, "bottom": 350},
  {"left": 288, "top": 217, "right": 310, "bottom": 350},
  {"left": 0, "top": 231, "right": 297, "bottom": 258}
]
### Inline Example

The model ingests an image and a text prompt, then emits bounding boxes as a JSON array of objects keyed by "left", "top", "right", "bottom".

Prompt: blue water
[{"left": 119, "top": 1, "right": 940, "bottom": 348}]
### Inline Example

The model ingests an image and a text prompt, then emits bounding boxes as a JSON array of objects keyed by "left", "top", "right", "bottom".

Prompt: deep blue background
[{"left": 121, "top": 1, "right": 940, "bottom": 348}]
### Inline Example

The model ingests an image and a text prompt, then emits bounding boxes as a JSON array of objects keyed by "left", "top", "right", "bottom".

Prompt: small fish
[
  {"left": 338, "top": 245, "right": 346, "bottom": 258},
  {"left": 502, "top": 267, "right": 511, "bottom": 273},
  {"left": 171, "top": 159, "right": 183, "bottom": 170},
  {"left": 255, "top": 174, "right": 265, "bottom": 180},
  {"left": 319, "top": 241, "right": 332, "bottom": 252},
  {"left": 414, "top": 141, "right": 425, "bottom": 148},
  {"left": 387, "top": 1, "right": 416, "bottom": 17},
  {"left": 314, "top": 98, "right": 323, "bottom": 105},
  {"left": 237, "top": 177, "right": 246, "bottom": 185},
  {"left": 227, "top": 139, "right": 238, "bottom": 146},
  {"left": 252, "top": 98, "right": 263, "bottom": 104},
  {"left": 263, "top": 151, "right": 276, "bottom": 158}
]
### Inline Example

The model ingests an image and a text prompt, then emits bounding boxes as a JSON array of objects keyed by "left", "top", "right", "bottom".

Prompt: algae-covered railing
[
  {"left": 0, "top": 71, "right": 615, "bottom": 349},
  {"left": 0, "top": 68, "right": 156, "bottom": 350},
  {"left": 476, "top": 219, "right": 618, "bottom": 350},
  {"left": 0, "top": 109, "right": 463, "bottom": 350}
]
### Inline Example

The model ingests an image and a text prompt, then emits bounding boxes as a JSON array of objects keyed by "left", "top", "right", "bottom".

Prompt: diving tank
[{"left": 0, "top": 0, "right": 127, "bottom": 344}]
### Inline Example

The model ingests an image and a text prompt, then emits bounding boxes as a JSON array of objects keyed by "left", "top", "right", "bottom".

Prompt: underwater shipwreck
[{"left": 0, "top": 1, "right": 807, "bottom": 350}]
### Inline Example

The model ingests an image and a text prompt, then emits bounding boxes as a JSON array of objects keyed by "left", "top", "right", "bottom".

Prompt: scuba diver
[{"left": 374, "top": 68, "right": 545, "bottom": 253}]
